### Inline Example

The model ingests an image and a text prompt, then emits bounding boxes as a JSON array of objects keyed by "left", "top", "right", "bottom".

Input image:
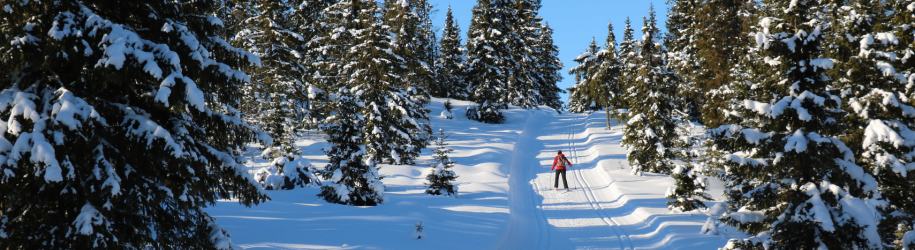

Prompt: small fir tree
[
  {"left": 666, "top": 118, "right": 712, "bottom": 211},
  {"left": 426, "top": 127, "right": 459, "bottom": 196},
  {"left": 317, "top": 88, "right": 384, "bottom": 206}
]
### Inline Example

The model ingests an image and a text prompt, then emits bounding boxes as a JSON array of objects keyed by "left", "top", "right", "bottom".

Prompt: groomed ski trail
[{"left": 496, "top": 111, "right": 632, "bottom": 250}]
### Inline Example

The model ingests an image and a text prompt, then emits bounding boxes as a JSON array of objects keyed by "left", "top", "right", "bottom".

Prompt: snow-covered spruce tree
[
  {"left": 464, "top": 0, "right": 514, "bottom": 124},
  {"left": 425, "top": 127, "right": 458, "bottom": 196},
  {"left": 233, "top": 0, "right": 316, "bottom": 190},
  {"left": 535, "top": 22, "right": 566, "bottom": 112},
  {"left": 567, "top": 38, "right": 605, "bottom": 113},
  {"left": 710, "top": 1, "right": 881, "bottom": 249},
  {"left": 507, "top": 0, "right": 542, "bottom": 110},
  {"left": 317, "top": 88, "right": 384, "bottom": 206},
  {"left": 312, "top": 0, "right": 386, "bottom": 206},
  {"left": 666, "top": 119, "right": 712, "bottom": 211},
  {"left": 381, "top": 0, "right": 434, "bottom": 165},
  {"left": 884, "top": 1, "right": 915, "bottom": 248},
  {"left": 621, "top": 7, "right": 680, "bottom": 176},
  {"left": 295, "top": 0, "right": 338, "bottom": 124},
  {"left": 434, "top": 6, "right": 469, "bottom": 100},
  {"left": 0, "top": 0, "right": 270, "bottom": 248},
  {"left": 664, "top": 0, "right": 701, "bottom": 120},
  {"left": 617, "top": 17, "right": 639, "bottom": 111},
  {"left": 589, "top": 21, "right": 625, "bottom": 128},
  {"left": 695, "top": 0, "right": 753, "bottom": 128},
  {"left": 826, "top": 0, "right": 915, "bottom": 248}
]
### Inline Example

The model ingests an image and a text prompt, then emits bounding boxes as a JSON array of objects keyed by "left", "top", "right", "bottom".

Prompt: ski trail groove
[
  {"left": 568, "top": 114, "right": 633, "bottom": 250},
  {"left": 495, "top": 110, "right": 549, "bottom": 250},
  {"left": 532, "top": 177, "right": 551, "bottom": 250}
]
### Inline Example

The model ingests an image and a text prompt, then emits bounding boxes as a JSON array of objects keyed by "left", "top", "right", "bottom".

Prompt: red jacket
[{"left": 551, "top": 154, "right": 571, "bottom": 170}]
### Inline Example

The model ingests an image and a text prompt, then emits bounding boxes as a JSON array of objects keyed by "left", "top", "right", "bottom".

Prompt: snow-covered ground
[{"left": 206, "top": 98, "right": 745, "bottom": 249}]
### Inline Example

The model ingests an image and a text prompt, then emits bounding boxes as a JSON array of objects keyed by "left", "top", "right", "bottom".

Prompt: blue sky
[{"left": 427, "top": 0, "right": 671, "bottom": 103}]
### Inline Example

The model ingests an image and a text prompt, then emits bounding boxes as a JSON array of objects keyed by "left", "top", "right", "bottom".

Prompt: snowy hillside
[{"left": 206, "top": 98, "right": 744, "bottom": 249}]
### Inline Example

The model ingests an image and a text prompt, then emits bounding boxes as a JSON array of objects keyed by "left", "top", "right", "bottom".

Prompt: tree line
[
  {"left": 0, "top": 0, "right": 563, "bottom": 248},
  {"left": 567, "top": 0, "right": 915, "bottom": 249}
]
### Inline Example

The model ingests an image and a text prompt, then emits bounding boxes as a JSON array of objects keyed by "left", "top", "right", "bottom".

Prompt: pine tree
[
  {"left": 621, "top": 6, "right": 680, "bottom": 176},
  {"left": 425, "top": 127, "right": 459, "bottom": 196},
  {"left": 664, "top": 0, "right": 701, "bottom": 120},
  {"left": 695, "top": 0, "right": 753, "bottom": 128},
  {"left": 233, "top": 0, "right": 316, "bottom": 189},
  {"left": 567, "top": 38, "right": 605, "bottom": 113},
  {"left": 826, "top": 0, "right": 915, "bottom": 247},
  {"left": 434, "top": 7, "right": 469, "bottom": 100},
  {"left": 465, "top": 0, "right": 514, "bottom": 124},
  {"left": 0, "top": 0, "right": 269, "bottom": 248},
  {"left": 534, "top": 22, "right": 566, "bottom": 112},
  {"left": 711, "top": 1, "right": 880, "bottom": 249}
]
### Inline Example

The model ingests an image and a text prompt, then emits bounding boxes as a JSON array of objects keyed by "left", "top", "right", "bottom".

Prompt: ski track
[
  {"left": 500, "top": 111, "right": 725, "bottom": 250},
  {"left": 208, "top": 99, "right": 740, "bottom": 250}
]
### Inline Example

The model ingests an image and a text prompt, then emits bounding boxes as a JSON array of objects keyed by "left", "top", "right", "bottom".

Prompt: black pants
[{"left": 554, "top": 169, "right": 568, "bottom": 189}]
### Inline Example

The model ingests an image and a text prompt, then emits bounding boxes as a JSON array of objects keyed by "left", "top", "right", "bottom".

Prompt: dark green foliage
[
  {"left": 464, "top": 0, "right": 514, "bottom": 123},
  {"left": 535, "top": 22, "right": 566, "bottom": 112},
  {"left": 426, "top": 128, "right": 458, "bottom": 196},
  {"left": 0, "top": 0, "right": 269, "bottom": 248},
  {"left": 617, "top": 17, "right": 639, "bottom": 111},
  {"left": 567, "top": 38, "right": 605, "bottom": 113},
  {"left": 317, "top": 89, "right": 384, "bottom": 206},
  {"left": 711, "top": 1, "right": 878, "bottom": 249},
  {"left": 312, "top": 0, "right": 388, "bottom": 206},
  {"left": 826, "top": 0, "right": 915, "bottom": 247},
  {"left": 381, "top": 0, "right": 434, "bottom": 165},
  {"left": 666, "top": 121, "right": 711, "bottom": 211},
  {"left": 695, "top": 0, "right": 753, "bottom": 128},
  {"left": 232, "top": 0, "right": 317, "bottom": 188},
  {"left": 434, "top": 7, "right": 469, "bottom": 100},
  {"left": 621, "top": 6, "right": 680, "bottom": 175},
  {"left": 664, "top": 0, "right": 701, "bottom": 121}
]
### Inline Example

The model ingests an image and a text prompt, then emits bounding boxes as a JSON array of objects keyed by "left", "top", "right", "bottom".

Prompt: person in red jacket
[{"left": 551, "top": 150, "right": 572, "bottom": 190}]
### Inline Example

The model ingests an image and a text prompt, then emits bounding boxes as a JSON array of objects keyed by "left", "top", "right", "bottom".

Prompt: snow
[
  {"left": 784, "top": 129, "right": 808, "bottom": 153},
  {"left": 808, "top": 58, "right": 834, "bottom": 72},
  {"left": 905, "top": 230, "right": 915, "bottom": 250},
  {"left": 74, "top": 203, "right": 103, "bottom": 235},
  {"left": 206, "top": 98, "right": 738, "bottom": 249},
  {"left": 838, "top": 195, "right": 881, "bottom": 248},
  {"left": 800, "top": 183, "right": 835, "bottom": 232}
]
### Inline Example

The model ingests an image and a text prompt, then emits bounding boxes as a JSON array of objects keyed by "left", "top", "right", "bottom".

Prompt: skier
[{"left": 551, "top": 150, "right": 572, "bottom": 191}]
